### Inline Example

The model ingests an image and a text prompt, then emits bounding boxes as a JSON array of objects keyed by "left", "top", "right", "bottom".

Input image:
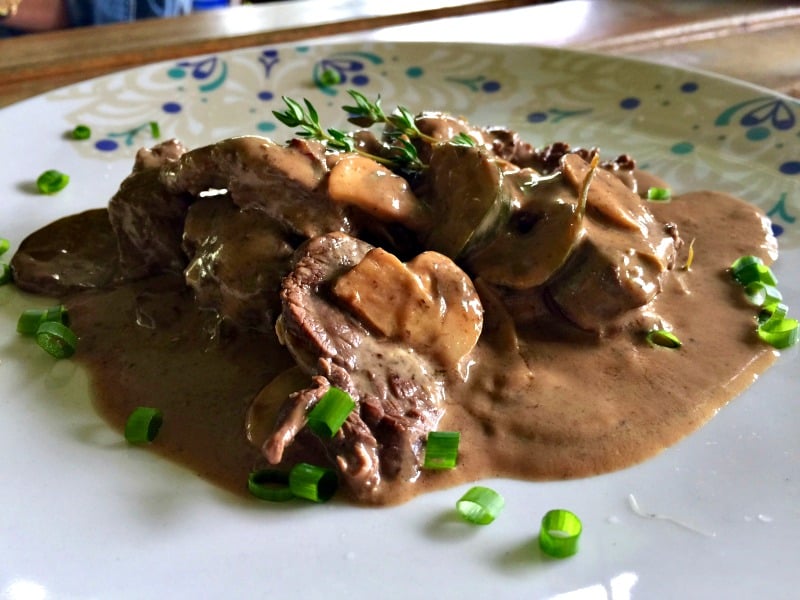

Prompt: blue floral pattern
[{"left": 46, "top": 42, "right": 797, "bottom": 247}]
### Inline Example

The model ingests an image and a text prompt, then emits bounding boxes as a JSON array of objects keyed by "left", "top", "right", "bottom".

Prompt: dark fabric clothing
[
  {"left": 64, "top": 0, "right": 192, "bottom": 26},
  {"left": 1, "top": 0, "right": 192, "bottom": 35}
]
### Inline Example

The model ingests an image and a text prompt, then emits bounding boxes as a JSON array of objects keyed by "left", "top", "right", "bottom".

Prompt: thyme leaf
[
  {"left": 273, "top": 96, "right": 355, "bottom": 152},
  {"left": 274, "top": 91, "right": 467, "bottom": 172},
  {"left": 451, "top": 132, "right": 478, "bottom": 147},
  {"left": 342, "top": 89, "right": 386, "bottom": 127}
]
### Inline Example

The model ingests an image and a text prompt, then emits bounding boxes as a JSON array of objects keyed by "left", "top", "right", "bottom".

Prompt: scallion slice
[
  {"left": 289, "top": 462, "right": 338, "bottom": 503},
  {"left": 646, "top": 329, "right": 682, "bottom": 348},
  {"left": 17, "top": 309, "right": 45, "bottom": 334},
  {"left": 0, "top": 263, "right": 10, "bottom": 285},
  {"left": 539, "top": 509, "right": 582, "bottom": 558},
  {"left": 17, "top": 304, "right": 69, "bottom": 335},
  {"left": 36, "top": 169, "right": 70, "bottom": 194},
  {"left": 757, "top": 317, "right": 799, "bottom": 349},
  {"left": 0, "top": 238, "right": 9, "bottom": 255},
  {"left": 248, "top": 469, "right": 294, "bottom": 502},
  {"left": 730, "top": 255, "right": 795, "bottom": 349},
  {"left": 124, "top": 407, "right": 163, "bottom": 444},
  {"left": 730, "top": 254, "right": 763, "bottom": 272},
  {"left": 319, "top": 68, "right": 342, "bottom": 86},
  {"left": 646, "top": 187, "right": 671, "bottom": 202},
  {"left": 731, "top": 260, "right": 777, "bottom": 287},
  {"left": 306, "top": 386, "right": 356, "bottom": 438},
  {"left": 424, "top": 431, "right": 460, "bottom": 470},
  {"left": 743, "top": 282, "right": 782, "bottom": 307},
  {"left": 35, "top": 321, "right": 78, "bottom": 358},
  {"left": 71, "top": 125, "right": 91, "bottom": 140},
  {"left": 456, "top": 486, "right": 504, "bottom": 525},
  {"left": 758, "top": 302, "right": 788, "bottom": 325},
  {"left": 150, "top": 121, "right": 161, "bottom": 138},
  {"left": 43, "top": 304, "right": 69, "bottom": 325}
]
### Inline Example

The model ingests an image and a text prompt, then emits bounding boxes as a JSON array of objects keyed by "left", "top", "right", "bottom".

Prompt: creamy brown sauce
[{"left": 25, "top": 189, "right": 777, "bottom": 505}]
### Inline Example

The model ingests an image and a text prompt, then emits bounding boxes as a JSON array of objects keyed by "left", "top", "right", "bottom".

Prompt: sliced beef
[
  {"left": 544, "top": 154, "right": 680, "bottom": 332},
  {"left": 133, "top": 138, "right": 187, "bottom": 171},
  {"left": 108, "top": 168, "right": 191, "bottom": 279},
  {"left": 161, "top": 136, "right": 350, "bottom": 239},
  {"left": 182, "top": 196, "right": 295, "bottom": 330},
  {"left": 108, "top": 140, "right": 192, "bottom": 279},
  {"left": 264, "top": 233, "right": 449, "bottom": 502},
  {"left": 11, "top": 209, "right": 121, "bottom": 296},
  {"left": 108, "top": 136, "right": 352, "bottom": 281}
]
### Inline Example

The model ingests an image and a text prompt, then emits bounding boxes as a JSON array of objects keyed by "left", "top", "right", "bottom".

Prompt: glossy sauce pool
[{"left": 17, "top": 190, "right": 778, "bottom": 505}]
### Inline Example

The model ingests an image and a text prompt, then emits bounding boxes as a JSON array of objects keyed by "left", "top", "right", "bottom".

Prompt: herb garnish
[
  {"left": 273, "top": 90, "right": 469, "bottom": 172},
  {"left": 273, "top": 96, "right": 356, "bottom": 152}
]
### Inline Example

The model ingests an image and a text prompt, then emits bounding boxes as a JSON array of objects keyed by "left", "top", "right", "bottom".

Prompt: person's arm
[{"left": 3, "top": 0, "right": 69, "bottom": 31}]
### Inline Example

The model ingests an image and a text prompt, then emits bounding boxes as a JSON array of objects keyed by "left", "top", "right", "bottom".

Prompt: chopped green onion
[
  {"left": 71, "top": 125, "right": 91, "bottom": 140},
  {"left": 149, "top": 121, "right": 161, "bottom": 138},
  {"left": 423, "top": 431, "right": 461, "bottom": 470},
  {"left": 248, "top": 469, "right": 294, "bottom": 502},
  {"left": 124, "top": 407, "right": 163, "bottom": 444},
  {"left": 43, "top": 304, "right": 69, "bottom": 325},
  {"left": 17, "top": 309, "right": 45, "bottom": 334},
  {"left": 306, "top": 386, "right": 356, "bottom": 438},
  {"left": 456, "top": 486, "right": 504, "bottom": 525},
  {"left": 730, "top": 254, "right": 763, "bottom": 272},
  {"left": 646, "top": 329, "right": 682, "bottom": 348},
  {"left": 757, "top": 317, "right": 799, "bottom": 349},
  {"left": 319, "top": 68, "right": 342, "bottom": 86},
  {"left": 0, "top": 238, "right": 9, "bottom": 255},
  {"left": 730, "top": 255, "right": 796, "bottom": 349},
  {"left": 0, "top": 263, "right": 10, "bottom": 285},
  {"left": 35, "top": 321, "right": 78, "bottom": 358},
  {"left": 743, "top": 281, "right": 782, "bottom": 308},
  {"left": 289, "top": 462, "right": 338, "bottom": 503},
  {"left": 539, "top": 509, "right": 582, "bottom": 558},
  {"left": 731, "top": 258, "right": 777, "bottom": 287},
  {"left": 36, "top": 169, "right": 70, "bottom": 194},
  {"left": 17, "top": 304, "right": 69, "bottom": 335},
  {"left": 758, "top": 302, "right": 788, "bottom": 325},
  {"left": 646, "top": 187, "right": 671, "bottom": 201}
]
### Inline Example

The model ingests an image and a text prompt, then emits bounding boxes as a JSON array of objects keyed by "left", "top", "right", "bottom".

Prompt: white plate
[{"left": 1, "top": 42, "right": 798, "bottom": 600}]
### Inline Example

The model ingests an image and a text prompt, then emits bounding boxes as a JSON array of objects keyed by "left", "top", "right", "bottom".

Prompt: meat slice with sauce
[
  {"left": 262, "top": 232, "right": 482, "bottom": 502},
  {"left": 108, "top": 136, "right": 352, "bottom": 280},
  {"left": 182, "top": 196, "right": 296, "bottom": 330},
  {"left": 544, "top": 153, "right": 680, "bottom": 332}
]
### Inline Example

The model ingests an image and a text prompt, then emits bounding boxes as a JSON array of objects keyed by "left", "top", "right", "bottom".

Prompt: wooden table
[{"left": 1, "top": 0, "right": 799, "bottom": 108}]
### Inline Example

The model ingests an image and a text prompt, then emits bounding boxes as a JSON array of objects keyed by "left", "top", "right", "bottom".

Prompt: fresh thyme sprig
[
  {"left": 274, "top": 93, "right": 427, "bottom": 170},
  {"left": 341, "top": 90, "right": 386, "bottom": 127},
  {"left": 272, "top": 91, "right": 471, "bottom": 172},
  {"left": 273, "top": 97, "right": 356, "bottom": 153},
  {"left": 342, "top": 90, "right": 439, "bottom": 145}
]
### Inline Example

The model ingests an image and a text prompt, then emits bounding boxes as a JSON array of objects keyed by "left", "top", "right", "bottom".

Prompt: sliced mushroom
[
  {"left": 464, "top": 169, "right": 585, "bottom": 289},
  {"left": 332, "top": 246, "right": 483, "bottom": 368},
  {"left": 423, "top": 143, "right": 513, "bottom": 258},
  {"left": 327, "top": 154, "right": 429, "bottom": 231},
  {"left": 561, "top": 152, "right": 649, "bottom": 234}
]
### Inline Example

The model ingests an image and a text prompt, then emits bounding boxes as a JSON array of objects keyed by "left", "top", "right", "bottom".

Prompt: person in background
[{"left": 0, "top": 0, "right": 193, "bottom": 34}]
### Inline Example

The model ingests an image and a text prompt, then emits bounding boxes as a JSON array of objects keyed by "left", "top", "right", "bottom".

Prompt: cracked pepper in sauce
[{"left": 10, "top": 114, "right": 780, "bottom": 506}]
